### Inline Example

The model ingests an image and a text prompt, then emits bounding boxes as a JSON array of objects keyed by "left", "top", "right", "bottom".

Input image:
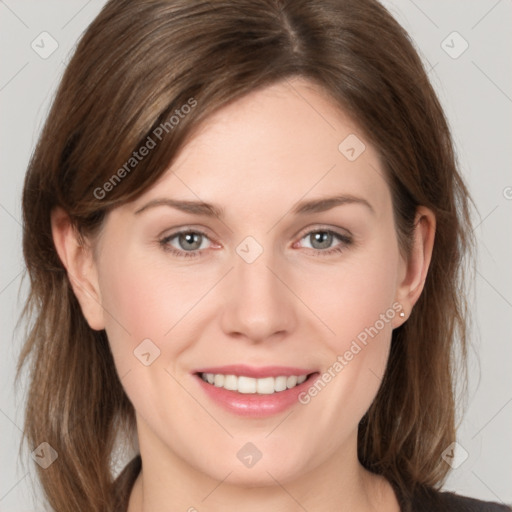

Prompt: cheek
[
  {"left": 96, "top": 244, "right": 220, "bottom": 376},
  {"left": 296, "top": 237, "right": 399, "bottom": 430},
  {"left": 96, "top": 253, "right": 196, "bottom": 422},
  {"left": 95, "top": 247, "right": 175, "bottom": 372},
  {"left": 314, "top": 234, "right": 400, "bottom": 354}
]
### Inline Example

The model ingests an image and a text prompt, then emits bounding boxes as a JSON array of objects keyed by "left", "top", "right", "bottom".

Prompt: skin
[{"left": 51, "top": 77, "right": 435, "bottom": 512}]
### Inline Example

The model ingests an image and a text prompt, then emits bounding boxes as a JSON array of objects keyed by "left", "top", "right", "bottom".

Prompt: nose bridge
[
  {"left": 220, "top": 236, "right": 295, "bottom": 341},
  {"left": 235, "top": 246, "right": 278, "bottom": 295}
]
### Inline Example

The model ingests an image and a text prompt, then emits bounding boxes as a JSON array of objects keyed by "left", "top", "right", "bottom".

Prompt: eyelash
[{"left": 158, "top": 227, "right": 353, "bottom": 259}]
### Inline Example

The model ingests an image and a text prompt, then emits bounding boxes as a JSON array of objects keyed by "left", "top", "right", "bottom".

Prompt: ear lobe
[
  {"left": 50, "top": 207, "right": 105, "bottom": 331},
  {"left": 393, "top": 206, "right": 436, "bottom": 326}
]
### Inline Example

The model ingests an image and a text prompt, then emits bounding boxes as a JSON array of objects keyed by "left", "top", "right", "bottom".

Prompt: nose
[{"left": 219, "top": 246, "right": 298, "bottom": 344}]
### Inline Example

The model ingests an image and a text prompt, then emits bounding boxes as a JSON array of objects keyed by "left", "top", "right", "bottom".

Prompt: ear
[
  {"left": 50, "top": 207, "right": 105, "bottom": 331},
  {"left": 393, "top": 206, "right": 436, "bottom": 327}
]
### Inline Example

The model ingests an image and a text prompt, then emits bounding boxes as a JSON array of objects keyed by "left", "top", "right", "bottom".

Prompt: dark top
[{"left": 113, "top": 454, "right": 512, "bottom": 512}]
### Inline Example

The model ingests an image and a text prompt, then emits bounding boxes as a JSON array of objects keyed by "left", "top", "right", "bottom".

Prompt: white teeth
[
  {"left": 238, "top": 376, "right": 257, "bottom": 394},
  {"left": 286, "top": 375, "right": 298, "bottom": 389},
  {"left": 256, "top": 377, "right": 275, "bottom": 395},
  {"left": 200, "top": 373, "right": 310, "bottom": 394},
  {"left": 275, "top": 376, "right": 287, "bottom": 392},
  {"left": 223, "top": 374, "right": 238, "bottom": 391}
]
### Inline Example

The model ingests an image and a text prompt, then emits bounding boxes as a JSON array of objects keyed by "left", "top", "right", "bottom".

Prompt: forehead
[{"left": 129, "top": 78, "right": 389, "bottom": 219}]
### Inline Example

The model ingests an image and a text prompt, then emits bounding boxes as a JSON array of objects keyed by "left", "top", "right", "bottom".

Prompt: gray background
[{"left": 1, "top": 1, "right": 511, "bottom": 510}]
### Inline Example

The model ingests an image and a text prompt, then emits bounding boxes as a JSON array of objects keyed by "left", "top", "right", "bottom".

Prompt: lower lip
[{"left": 194, "top": 373, "right": 319, "bottom": 418}]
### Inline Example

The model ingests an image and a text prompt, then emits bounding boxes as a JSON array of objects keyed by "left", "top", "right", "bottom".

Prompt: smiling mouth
[{"left": 196, "top": 372, "right": 317, "bottom": 394}]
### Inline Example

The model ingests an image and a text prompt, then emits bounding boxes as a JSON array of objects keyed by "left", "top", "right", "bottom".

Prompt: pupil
[
  {"left": 181, "top": 232, "right": 201, "bottom": 250},
  {"left": 312, "top": 231, "right": 331, "bottom": 249}
]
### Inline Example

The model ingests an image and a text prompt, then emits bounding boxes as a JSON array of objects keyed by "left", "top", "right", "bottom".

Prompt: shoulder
[{"left": 409, "top": 485, "right": 512, "bottom": 512}]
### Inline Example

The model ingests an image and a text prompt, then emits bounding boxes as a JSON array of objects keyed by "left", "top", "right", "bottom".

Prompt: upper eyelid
[{"left": 296, "top": 225, "right": 351, "bottom": 239}]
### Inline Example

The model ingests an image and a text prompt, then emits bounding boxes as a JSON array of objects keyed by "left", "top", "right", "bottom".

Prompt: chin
[{"left": 200, "top": 450, "right": 309, "bottom": 487}]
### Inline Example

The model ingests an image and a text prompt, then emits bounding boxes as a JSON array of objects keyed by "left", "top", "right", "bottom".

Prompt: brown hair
[{"left": 17, "top": 0, "right": 474, "bottom": 510}]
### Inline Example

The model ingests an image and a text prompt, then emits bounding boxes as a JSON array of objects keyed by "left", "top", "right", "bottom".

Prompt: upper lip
[{"left": 194, "top": 365, "right": 317, "bottom": 379}]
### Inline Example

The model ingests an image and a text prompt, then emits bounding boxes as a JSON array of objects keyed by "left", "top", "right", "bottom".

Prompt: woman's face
[{"left": 86, "top": 78, "right": 414, "bottom": 485}]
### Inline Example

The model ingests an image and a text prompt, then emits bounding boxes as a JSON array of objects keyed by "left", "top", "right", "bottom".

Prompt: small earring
[{"left": 399, "top": 311, "right": 405, "bottom": 318}]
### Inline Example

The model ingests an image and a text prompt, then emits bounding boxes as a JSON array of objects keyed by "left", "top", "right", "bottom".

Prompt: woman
[{"left": 17, "top": 0, "right": 511, "bottom": 511}]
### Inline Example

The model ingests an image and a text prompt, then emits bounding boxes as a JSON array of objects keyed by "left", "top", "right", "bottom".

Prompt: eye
[
  {"left": 159, "top": 229, "right": 212, "bottom": 258},
  {"left": 296, "top": 228, "right": 352, "bottom": 256},
  {"left": 159, "top": 227, "right": 352, "bottom": 259}
]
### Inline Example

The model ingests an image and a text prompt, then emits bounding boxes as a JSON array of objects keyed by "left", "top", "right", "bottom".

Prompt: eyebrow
[{"left": 133, "top": 194, "right": 375, "bottom": 217}]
